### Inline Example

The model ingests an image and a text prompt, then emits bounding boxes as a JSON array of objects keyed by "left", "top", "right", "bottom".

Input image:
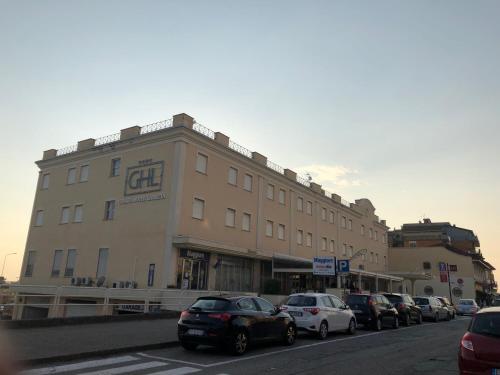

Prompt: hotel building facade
[{"left": 13, "top": 113, "right": 400, "bottom": 319}]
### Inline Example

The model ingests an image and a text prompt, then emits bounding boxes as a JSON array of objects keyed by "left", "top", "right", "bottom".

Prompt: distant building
[{"left": 388, "top": 219, "right": 496, "bottom": 304}]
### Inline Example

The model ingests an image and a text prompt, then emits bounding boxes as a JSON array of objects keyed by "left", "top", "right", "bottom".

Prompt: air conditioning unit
[
  {"left": 70, "top": 277, "right": 78, "bottom": 286},
  {"left": 81, "top": 277, "right": 93, "bottom": 286},
  {"left": 74, "top": 277, "right": 82, "bottom": 286},
  {"left": 112, "top": 282, "right": 119, "bottom": 288},
  {"left": 119, "top": 281, "right": 126, "bottom": 288},
  {"left": 125, "top": 281, "right": 137, "bottom": 289}
]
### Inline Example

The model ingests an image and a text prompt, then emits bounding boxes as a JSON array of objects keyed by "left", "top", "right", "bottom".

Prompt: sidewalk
[{"left": 6, "top": 318, "right": 179, "bottom": 363}]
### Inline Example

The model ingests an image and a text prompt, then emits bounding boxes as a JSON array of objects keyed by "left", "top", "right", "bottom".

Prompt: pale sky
[{"left": 0, "top": 0, "right": 499, "bottom": 282}]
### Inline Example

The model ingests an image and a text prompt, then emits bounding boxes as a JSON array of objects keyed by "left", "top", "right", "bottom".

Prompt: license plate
[
  {"left": 353, "top": 310, "right": 363, "bottom": 314},
  {"left": 187, "top": 329, "right": 204, "bottom": 336},
  {"left": 289, "top": 311, "right": 303, "bottom": 317}
]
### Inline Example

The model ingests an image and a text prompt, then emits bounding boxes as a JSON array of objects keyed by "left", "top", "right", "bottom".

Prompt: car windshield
[
  {"left": 346, "top": 295, "right": 369, "bottom": 305},
  {"left": 470, "top": 313, "right": 500, "bottom": 338},
  {"left": 190, "top": 298, "right": 230, "bottom": 311},
  {"left": 385, "top": 295, "right": 403, "bottom": 303},
  {"left": 460, "top": 300, "right": 474, "bottom": 305},
  {"left": 285, "top": 295, "right": 317, "bottom": 307},
  {"left": 413, "top": 298, "right": 429, "bottom": 305}
]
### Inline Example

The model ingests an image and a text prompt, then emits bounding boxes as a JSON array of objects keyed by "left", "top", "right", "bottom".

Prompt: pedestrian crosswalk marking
[
  {"left": 147, "top": 367, "right": 201, "bottom": 375},
  {"left": 78, "top": 361, "right": 166, "bottom": 375},
  {"left": 21, "top": 355, "right": 138, "bottom": 375}
]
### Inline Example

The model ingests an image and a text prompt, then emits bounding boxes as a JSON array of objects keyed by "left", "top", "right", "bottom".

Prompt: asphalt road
[{"left": 21, "top": 317, "right": 471, "bottom": 375}]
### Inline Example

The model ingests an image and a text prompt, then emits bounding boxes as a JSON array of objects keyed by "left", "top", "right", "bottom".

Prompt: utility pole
[
  {"left": 1, "top": 252, "right": 16, "bottom": 278},
  {"left": 446, "top": 263, "right": 453, "bottom": 302}
]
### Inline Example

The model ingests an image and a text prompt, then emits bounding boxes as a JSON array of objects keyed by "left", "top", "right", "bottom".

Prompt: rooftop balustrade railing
[
  {"left": 192, "top": 121, "right": 215, "bottom": 139},
  {"left": 94, "top": 132, "right": 120, "bottom": 146},
  {"left": 228, "top": 140, "right": 253, "bottom": 158}
]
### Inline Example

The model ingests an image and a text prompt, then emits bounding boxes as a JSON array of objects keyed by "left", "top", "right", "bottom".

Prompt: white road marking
[
  {"left": 78, "top": 361, "right": 166, "bottom": 375},
  {"left": 147, "top": 367, "right": 201, "bottom": 375},
  {"left": 139, "top": 318, "right": 470, "bottom": 368},
  {"left": 21, "top": 355, "right": 138, "bottom": 375}
]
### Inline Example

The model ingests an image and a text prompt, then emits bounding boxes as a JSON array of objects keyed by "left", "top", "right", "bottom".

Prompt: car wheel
[
  {"left": 318, "top": 321, "right": 328, "bottom": 340},
  {"left": 180, "top": 341, "right": 198, "bottom": 351},
  {"left": 434, "top": 313, "right": 439, "bottom": 323},
  {"left": 374, "top": 317, "right": 383, "bottom": 331},
  {"left": 404, "top": 313, "right": 411, "bottom": 326},
  {"left": 416, "top": 313, "right": 423, "bottom": 325},
  {"left": 346, "top": 318, "right": 356, "bottom": 335},
  {"left": 392, "top": 316, "right": 399, "bottom": 329},
  {"left": 283, "top": 324, "right": 297, "bottom": 346},
  {"left": 231, "top": 330, "right": 249, "bottom": 355}
]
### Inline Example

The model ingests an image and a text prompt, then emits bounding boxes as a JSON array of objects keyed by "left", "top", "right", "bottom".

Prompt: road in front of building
[{"left": 21, "top": 317, "right": 470, "bottom": 375}]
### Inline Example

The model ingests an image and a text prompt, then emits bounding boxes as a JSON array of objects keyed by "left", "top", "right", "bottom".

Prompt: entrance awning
[{"left": 272, "top": 253, "right": 313, "bottom": 273}]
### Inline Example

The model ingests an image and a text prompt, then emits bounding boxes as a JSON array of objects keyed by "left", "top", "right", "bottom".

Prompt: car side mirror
[
  {"left": 344, "top": 305, "right": 350, "bottom": 310},
  {"left": 273, "top": 306, "right": 281, "bottom": 315}
]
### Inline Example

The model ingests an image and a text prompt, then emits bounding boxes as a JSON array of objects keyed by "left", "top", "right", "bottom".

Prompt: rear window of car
[
  {"left": 285, "top": 295, "right": 317, "bottom": 307},
  {"left": 470, "top": 313, "right": 500, "bottom": 338},
  {"left": 191, "top": 298, "right": 230, "bottom": 311},
  {"left": 414, "top": 298, "right": 429, "bottom": 305},
  {"left": 385, "top": 295, "right": 403, "bottom": 303},
  {"left": 460, "top": 300, "right": 474, "bottom": 305},
  {"left": 346, "top": 295, "right": 369, "bottom": 305}
]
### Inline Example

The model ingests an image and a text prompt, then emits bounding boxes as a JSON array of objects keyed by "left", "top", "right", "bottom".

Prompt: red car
[{"left": 458, "top": 306, "right": 500, "bottom": 374}]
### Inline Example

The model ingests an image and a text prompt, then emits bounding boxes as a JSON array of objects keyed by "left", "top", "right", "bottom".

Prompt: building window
[
  {"left": 24, "top": 251, "right": 36, "bottom": 277},
  {"left": 384, "top": 256, "right": 387, "bottom": 266},
  {"left": 226, "top": 208, "right": 236, "bottom": 227},
  {"left": 409, "top": 240, "right": 417, "bottom": 247},
  {"left": 41, "top": 174, "right": 50, "bottom": 189},
  {"left": 278, "top": 224, "right": 285, "bottom": 240},
  {"left": 35, "top": 210, "right": 44, "bottom": 226},
  {"left": 51, "top": 250, "right": 63, "bottom": 277},
  {"left": 74, "top": 205, "right": 83, "bottom": 223},
  {"left": 374, "top": 231, "right": 378, "bottom": 241},
  {"left": 306, "top": 233, "right": 312, "bottom": 247},
  {"left": 342, "top": 244, "right": 347, "bottom": 256},
  {"left": 60, "top": 206, "right": 70, "bottom": 224},
  {"left": 306, "top": 201, "right": 312, "bottom": 215},
  {"left": 361, "top": 225, "right": 365, "bottom": 235},
  {"left": 370, "top": 252, "right": 374, "bottom": 263},
  {"left": 423, "top": 261, "right": 431, "bottom": 270},
  {"left": 297, "top": 230, "right": 303, "bottom": 245},
  {"left": 329, "top": 210, "right": 335, "bottom": 224},
  {"left": 196, "top": 153, "right": 208, "bottom": 174},
  {"left": 242, "top": 213, "right": 251, "bottom": 231},
  {"left": 348, "top": 219, "right": 353, "bottom": 230},
  {"left": 341, "top": 216, "right": 346, "bottom": 228},
  {"left": 375, "top": 253, "right": 379, "bottom": 264},
  {"left": 382, "top": 234, "right": 386, "bottom": 244},
  {"left": 267, "top": 184, "right": 274, "bottom": 200},
  {"left": 192, "top": 198, "right": 205, "bottom": 220},
  {"left": 67, "top": 168, "right": 76, "bottom": 184},
  {"left": 80, "top": 165, "right": 89, "bottom": 182},
  {"left": 65, "top": 249, "right": 77, "bottom": 277},
  {"left": 369, "top": 228, "right": 373, "bottom": 239},
  {"left": 215, "top": 255, "right": 254, "bottom": 292},
  {"left": 266, "top": 220, "right": 273, "bottom": 237},
  {"left": 104, "top": 200, "right": 115, "bottom": 221},
  {"left": 329, "top": 240, "right": 335, "bottom": 253},
  {"left": 297, "top": 197, "right": 303, "bottom": 212},
  {"left": 279, "top": 189, "right": 286, "bottom": 205},
  {"left": 349, "top": 246, "right": 354, "bottom": 257},
  {"left": 321, "top": 208, "right": 327, "bottom": 221},
  {"left": 243, "top": 174, "right": 253, "bottom": 192},
  {"left": 228, "top": 167, "right": 238, "bottom": 186},
  {"left": 96, "top": 248, "right": 109, "bottom": 278},
  {"left": 321, "top": 237, "right": 327, "bottom": 251},
  {"left": 110, "top": 158, "right": 121, "bottom": 177}
]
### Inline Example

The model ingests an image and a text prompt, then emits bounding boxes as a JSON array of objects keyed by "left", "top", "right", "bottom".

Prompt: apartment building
[{"left": 13, "top": 113, "right": 397, "bottom": 319}]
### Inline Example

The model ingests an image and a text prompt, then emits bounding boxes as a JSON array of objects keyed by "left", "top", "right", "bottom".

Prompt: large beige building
[{"left": 14, "top": 113, "right": 398, "bottom": 319}]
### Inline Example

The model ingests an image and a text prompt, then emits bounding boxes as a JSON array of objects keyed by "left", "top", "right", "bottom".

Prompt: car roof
[
  {"left": 476, "top": 306, "right": 500, "bottom": 314},
  {"left": 198, "top": 295, "right": 252, "bottom": 301},
  {"left": 289, "top": 293, "right": 328, "bottom": 297}
]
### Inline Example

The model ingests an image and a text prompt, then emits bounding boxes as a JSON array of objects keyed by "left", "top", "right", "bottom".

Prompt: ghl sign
[{"left": 124, "top": 159, "right": 164, "bottom": 196}]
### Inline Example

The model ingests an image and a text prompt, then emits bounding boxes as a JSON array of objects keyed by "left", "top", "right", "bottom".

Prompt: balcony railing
[
  {"left": 140, "top": 119, "right": 173, "bottom": 135},
  {"left": 192, "top": 121, "right": 215, "bottom": 140},
  {"left": 228, "top": 140, "right": 252, "bottom": 158},
  {"left": 94, "top": 132, "right": 120, "bottom": 146}
]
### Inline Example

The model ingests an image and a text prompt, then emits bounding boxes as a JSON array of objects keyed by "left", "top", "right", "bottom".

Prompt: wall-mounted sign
[
  {"left": 124, "top": 160, "right": 164, "bottom": 196},
  {"left": 337, "top": 259, "right": 350, "bottom": 275},
  {"left": 120, "top": 192, "right": 166, "bottom": 205},
  {"left": 180, "top": 249, "right": 210, "bottom": 261},
  {"left": 439, "top": 262, "right": 447, "bottom": 272},
  {"left": 449, "top": 265, "right": 458, "bottom": 272},
  {"left": 313, "top": 257, "right": 336, "bottom": 276}
]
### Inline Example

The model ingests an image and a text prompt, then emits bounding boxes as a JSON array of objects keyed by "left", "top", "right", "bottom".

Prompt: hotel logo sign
[{"left": 124, "top": 159, "right": 164, "bottom": 196}]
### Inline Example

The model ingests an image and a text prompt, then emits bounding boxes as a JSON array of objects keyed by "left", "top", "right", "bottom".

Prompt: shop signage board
[{"left": 313, "top": 257, "right": 336, "bottom": 276}]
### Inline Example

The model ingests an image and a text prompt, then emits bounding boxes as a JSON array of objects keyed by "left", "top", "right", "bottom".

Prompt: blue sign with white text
[{"left": 337, "top": 259, "right": 350, "bottom": 273}]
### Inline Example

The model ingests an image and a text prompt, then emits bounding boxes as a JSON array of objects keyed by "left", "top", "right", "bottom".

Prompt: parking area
[{"left": 21, "top": 317, "right": 471, "bottom": 375}]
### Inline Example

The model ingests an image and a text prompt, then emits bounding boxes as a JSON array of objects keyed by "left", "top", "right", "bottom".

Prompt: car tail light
[
  {"left": 461, "top": 338, "right": 474, "bottom": 351},
  {"left": 399, "top": 303, "right": 406, "bottom": 309},
  {"left": 280, "top": 306, "right": 288, "bottom": 311},
  {"left": 208, "top": 312, "right": 232, "bottom": 321},
  {"left": 304, "top": 307, "right": 320, "bottom": 315},
  {"left": 368, "top": 298, "right": 374, "bottom": 306},
  {"left": 180, "top": 310, "right": 190, "bottom": 320}
]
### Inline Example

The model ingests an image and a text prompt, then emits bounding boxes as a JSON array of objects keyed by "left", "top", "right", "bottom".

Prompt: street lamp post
[
  {"left": 341, "top": 249, "right": 368, "bottom": 297},
  {"left": 1, "top": 252, "right": 16, "bottom": 278}
]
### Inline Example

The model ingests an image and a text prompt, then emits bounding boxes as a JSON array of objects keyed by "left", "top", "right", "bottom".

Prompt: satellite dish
[{"left": 96, "top": 276, "right": 106, "bottom": 287}]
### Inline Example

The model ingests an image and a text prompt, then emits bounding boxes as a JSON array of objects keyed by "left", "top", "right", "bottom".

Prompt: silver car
[
  {"left": 456, "top": 299, "right": 479, "bottom": 315},
  {"left": 413, "top": 296, "right": 449, "bottom": 322}
]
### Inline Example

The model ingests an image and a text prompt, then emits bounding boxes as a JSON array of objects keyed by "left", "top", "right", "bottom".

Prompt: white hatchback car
[{"left": 281, "top": 293, "right": 356, "bottom": 339}]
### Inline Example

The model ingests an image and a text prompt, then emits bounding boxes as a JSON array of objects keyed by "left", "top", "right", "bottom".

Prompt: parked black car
[
  {"left": 346, "top": 294, "right": 399, "bottom": 331},
  {"left": 178, "top": 295, "right": 297, "bottom": 355},
  {"left": 383, "top": 293, "right": 423, "bottom": 326}
]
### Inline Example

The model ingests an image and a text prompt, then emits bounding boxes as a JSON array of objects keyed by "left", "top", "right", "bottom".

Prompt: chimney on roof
[{"left": 423, "top": 218, "right": 431, "bottom": 224}]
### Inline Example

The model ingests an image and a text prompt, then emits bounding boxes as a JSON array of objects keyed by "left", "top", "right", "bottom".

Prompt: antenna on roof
[{"left": 306, "top": 173, "right": 312, "bottom": 182}]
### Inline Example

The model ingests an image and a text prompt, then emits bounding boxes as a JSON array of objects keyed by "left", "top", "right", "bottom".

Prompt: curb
[{"left": 18, "top": 340, "right": 180, "bottom": 367}]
